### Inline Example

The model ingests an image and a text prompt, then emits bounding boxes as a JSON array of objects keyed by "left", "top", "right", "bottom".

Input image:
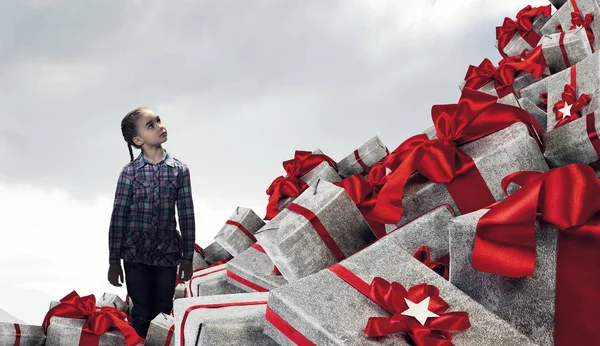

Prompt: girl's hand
[{"left": 108, "top": 263, "right": 124, "bottom": 287}]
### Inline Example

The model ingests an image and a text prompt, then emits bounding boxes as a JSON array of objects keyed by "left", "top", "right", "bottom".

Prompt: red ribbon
[
  {"left": 42, "top": 291, "right": 144, "bottom": 346},
  {"left": 353, "top": 149, "right": 371, "bottom": 174},
  {"left": 371, "top": 88, "right": 544, "bottom": 225},
  {"left": 553, "top": 65, "right": 591, "bottom": 129},
  {"left": 226, "top": 270, "right": 269, "bottom": 292},
  {"left": 251, "top": 243, "right": 281, "bottom": 275},
  {"left": 193, "top": 244, "right": 204, "bottom": 257},
  {"left": 165, "top": 324, "right": 174, "bottom": 346},
  {"left": 586, "top": 112, "right": 600, "bottom": 160},
  {"left": 471, "top": 164, "right": 600, "bottom": 346},
  {"left": 413, "top": 246, "right": 450, "bottom": 280},
  {"left": 335, "top": 162, "right": 389, "bottom": 238},
  {"left": 265, "top": 151, "right": 337, "bottom": 220},
  {"left": 329, "top": 264, "right": 470, "bottom": 345},
  {"left": 570, "top": 0, "right": 595, "bottom": 51},
  {"left": 558, "top": 31, "right": 572, "bottom": 68},
  {"left": 187, "top": 267, "right": 227, "bottom": 296},
  {"left": 13, "top": 324, "right": 20, "bottom": 346},
  {"left": 496, "top": 5, "right": 551, "bottom": 57},
  {"left": 225, "top": 220, "right": 257, "bottom": 243},
  {"left": 265, "top": 307, "right": 316, "bottom": 346}
]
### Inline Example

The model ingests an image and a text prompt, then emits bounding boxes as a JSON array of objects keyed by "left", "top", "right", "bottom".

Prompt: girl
[{"left": 107, "top": 107, "right": 196, "bottom": 339}]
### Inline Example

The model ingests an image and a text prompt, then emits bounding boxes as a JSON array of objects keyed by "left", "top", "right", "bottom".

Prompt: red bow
[
  {"left": 552, "top": 84, "right": 591, "bottom": 129},
  {"left": 371, "top": 88, "right": 544, "bottom": 225},
  {"left": 42, "top": 291, "right": 144, "bottom": 346},
  {"left": 335, "top": 162, "right": 389, "bottom": 238},
  {"left": 496, "top": 5, "right": 551, "bottom": 57},
  {"left": 570, "top": 11, "right": 595, "bottom": 47},
  {"left": 265, "top": 150, "right": 337, "bottom": 220},
  {"left": 471, "top": 164, "right": 600, "bottom": 346},
  {"left": 364, "top": 279, "right": 470, "bottom": 345},
  {"left": 414, "top": 246, "right": 450, "bottom": 280}
]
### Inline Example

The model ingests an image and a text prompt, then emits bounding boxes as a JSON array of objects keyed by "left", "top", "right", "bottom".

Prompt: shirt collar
[{"left": 134, "top": 149, "right": 175, "bottom": 170}]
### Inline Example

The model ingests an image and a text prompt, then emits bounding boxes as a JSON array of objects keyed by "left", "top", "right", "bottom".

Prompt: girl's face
[{"left": 133, "top": 109, "right": 168, "bottom": 148}]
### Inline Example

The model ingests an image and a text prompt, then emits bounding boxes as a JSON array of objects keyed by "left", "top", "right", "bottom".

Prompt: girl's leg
[
  {"left": 150, "top": 264, "right": 178, "bottom": 317},
  {"left": 124, "top": 261, "right": 154, "bottom": 339}
]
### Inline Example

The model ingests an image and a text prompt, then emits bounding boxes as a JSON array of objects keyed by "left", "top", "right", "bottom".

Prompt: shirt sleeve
[
  {"left": 177, "top": 163, "right": 196, "bottom": 264},
  {"left": 108, "top": 167, "right": 133, "bottom": 265}
]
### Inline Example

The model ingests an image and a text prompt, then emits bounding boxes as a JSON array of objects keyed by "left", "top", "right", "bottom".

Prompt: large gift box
[
  {"left": 97, "top": 292, "right": 128, "bottom": 313},
  {"left": 226, "top": 243, "right": 288, "bottom": 292},
  {"left": 186, "top": 264, "right": 244, "bottom": 297},
  {"left": 173, "top": 292, "right": 278, "bottom": 345},
  {"left": 449, "top": 165, "right": 600, "bottom": 346},
  {"left": 256, "top": 179, "right": 377, "bottom": 282},
  {"left": 0, "top": 322, "right": 46, "bottom": 346},
  {"left": 540, "top": 0, "right": 600, "bottom": 52},
  {"left": 336, "top": 136, "right": 389, "bottom": 178},
  {"left": 263, "top": 207, "right": 537, "bottom": 345},
  {"left": 145, "top": 313, "right": 175, "bottom": 346},
  {"left": 373, "top": 89, "right": 549, "bottom": 229},
  {"left": 495, "top": 5, "right": 551, "bottom": 58},
  {"left": 192, "top": 244, "right": 209, "bottom": 270},
  {"left": 202, "top": 241, "right": 232, "bottom": 265},
  {"left": 539, "top": 27, "right": 593, "bottom": 73},
  {"left": 214, "top": 206, "right": 265, "bottom": 256}
]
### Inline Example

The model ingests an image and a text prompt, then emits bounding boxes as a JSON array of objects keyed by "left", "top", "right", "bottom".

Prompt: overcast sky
[{"left": 0, "top": 0, "right": 550, "bottom": 325}]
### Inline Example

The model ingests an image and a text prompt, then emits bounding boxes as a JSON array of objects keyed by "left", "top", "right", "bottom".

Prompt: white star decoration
[
  {"left": 401, "top": 296, "right": 440, "bottom": 325},
  {"left": 559, "top": 102, "right": 573, "bottom": 119},
  {"left": 385, "top": 167, "right": 392, "bottom": 175}
]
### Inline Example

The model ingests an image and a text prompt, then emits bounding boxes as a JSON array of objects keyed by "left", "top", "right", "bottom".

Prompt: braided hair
[{"left": 121, "top": 107, "right": 149, "bottom": 162}]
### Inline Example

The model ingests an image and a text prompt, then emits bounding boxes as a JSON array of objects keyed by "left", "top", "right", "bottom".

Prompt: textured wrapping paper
[
  {"left": 257, "top": 180, "right": 377, "bottom": 283},
  {"left": 518, "top": 97, "right": 548, "bottom": 131},
  {"left": 45, "top": 316, "right": 126, "bottom": 345},
  {"left": 543, "top": 109, "right": 600, "bottom": 166},
  {"left": 387, "top": 122, "right": 549, "bottom": 229},
  {"left": 175, "top": 283, "right": 187, "bottom": 299},
  {"left": 202, "top": 241, "right": 231, "bottom": 265},
  {"left": 145, "top": 313, "right": 175, "bottom": 346},
  {"left": 540, "top": 28, "right": 592, "bottom": 73},
  {"left": 187, "top": 266, "right": 245, "bottom": 297},
  {"left": 173, "top": 292, "right": 278, "bottom": 346},
  {"left": 192, "top": 251, "right": 208, "bottom": 270},
  {"left": 449, "top": 209, "right": 558, "bottom": 346},
  {"left": 214, "top": 207, "right": 265, "bottom": 256},
  {"left": 264, "top": 215, "right": 537, "bottom": 346},
  {"left": 336, "top": 136, "right": 389, "bottom": 178},
  {"left": 519, "top": 75, "right": 549, "bottom": 110},
  {"left": 97, "top": 292, "right": 128, "bottom": 313},
  {"left": 458, "top": 80, "right": 522, "bottom": 106},
  {"left": 277, "top": 160, "right": 342, "bottom": 211},
  {"left": 540, "top": 0, "right": 600, "bottom": 52},
  {"left": 496, "top": 15, "right": 550, "bottom": 57},
  {"left": 0, "top": 322, "right": 46, "bottom": 346},
  {"left": 226, "top": 244, "right": 288, "bottom": 292}
]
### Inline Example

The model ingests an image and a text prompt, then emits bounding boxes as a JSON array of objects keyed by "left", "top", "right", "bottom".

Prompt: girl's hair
[{"left": 121, "top": 107, "right": 149, "bottom": 162}]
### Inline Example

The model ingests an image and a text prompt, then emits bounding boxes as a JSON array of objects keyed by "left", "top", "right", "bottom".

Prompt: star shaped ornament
[
  {"left": 559, "top": 102, "right": 573, "bottom": 119},
  {"left": 401, "top": 296, "right": 439, "bottom": 325}
]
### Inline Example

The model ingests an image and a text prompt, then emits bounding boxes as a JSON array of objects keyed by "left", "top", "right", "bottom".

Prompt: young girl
[{"left": 107, "top": 107, "right": 196, "bottom": 339}]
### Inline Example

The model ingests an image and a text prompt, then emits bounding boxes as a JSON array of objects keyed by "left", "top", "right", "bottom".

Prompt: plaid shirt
[{"left": 109, "top": 150, "right": 195, "bottom": 266}]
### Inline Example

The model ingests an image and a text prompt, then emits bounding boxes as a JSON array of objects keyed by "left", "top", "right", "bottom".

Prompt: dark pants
[{"left": 124, "top": 261, "right": 177, "bottom": 339}]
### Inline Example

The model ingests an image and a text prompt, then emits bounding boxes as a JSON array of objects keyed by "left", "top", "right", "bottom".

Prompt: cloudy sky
[{"left": 0, "top": 0, "right": 550, "bottom": 324}]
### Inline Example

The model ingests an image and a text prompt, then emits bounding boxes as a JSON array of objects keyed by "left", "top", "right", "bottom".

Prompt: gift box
[
  {"left": 145, "top": 313, "right": 175, "bottom": 346},
  {"left": 539, "top": 28, "right": 593, "bottom": 73},
  {"left": 173, "top": 292, "right": 278, "bottom": 346},
  {"left": 518, "top": 97, "right": 548, "bottom": 131},
  {"left": 458, "top": 80, "right": 521, "bottom": 107},
  {"left": 202, "top": 241, "right": 232, "bottom": 265},
  {"left": 540, "top": 0, "right": 600, "bottom": 52},
  {"left": 277, "top": 160, "right": 342, "bottom": 211},
  {"left": 174, "top": 283, "right": 187, "bottom": 299},
  {"left": 449, "top": 165, "right": 600, "bottom": 346},
  {"left": 226, "top": 243, "right": 288, "bottom": 292},
  {"left": 336, "top": 136, "right": 389, "bottom": 178},
  {"left": 193, "top": 244, "right": 209, "bottom": 270},
  {"left": 264, "top": 211, "right": 537, "bottom": 345},
  {"left": 97, "top": 292, "right": 128, "bottom": 313},
  {"left": 0, "top": 322, "right": 46, "bottom": 346},
  {"left": 495, "top": 5, "right": 551, "bottom": 58},
  {"left": 256, "top": 180, "right": 377, "bottom": 283},
  {"left": 186, "top": 264, "right": 245, "bottom": 297},
  {"left": 214, "top": 206, "right": 265, "bottom": 256},
  {"left": 519, "top": 76, "right": 549, "bottom": 111},
  {"left": 376, "top": 89, "right": 549, "bottom": 230}
]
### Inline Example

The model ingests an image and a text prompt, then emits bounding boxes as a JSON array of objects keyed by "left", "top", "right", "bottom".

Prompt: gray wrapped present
[
  {"left": 192, "top": 248, "right": 208, "bottom": 270},
  {"left": 145, "top": 313, "right": 175, "bottom": 346},
  {"left": 540, "top": 0, "right": 600, "bottom": 51},
  {"left": 226, "top": 243, "right": 288, "bottom": 292},
  {"left": 540, "top": 28, "right": 593, "bottom": 73},
  {"left": 518, "top": 97, "right": 548, "bottom": 131},
  {"left": 187, "top": 264, "right": 245, "bottom": 297},
  {"left": 174, "top": 283, "right": 187, "bottom": 299},
  {"left": 336, "top": 136, "right": 389, "bottom": 178},
  {"left": 519, "top": 75, "right": 549, "bottom": 110},
  {"left": 202, "top": 241, "right": 232, "bottom": 265},
  {"left": 256, "top": 180, "right": 377, "bottom": 283},
  {"left": 277, "top": 160, "right": 342, "bottom": 211},
  {"left": 97, "top": 292, "right": 128, "bottom": 313},
  {"left": 45, "top": 316, "right": 132, "bottom": 346},
  {"left": 495, "top": 5, "right": 551, "bottom": 58},
  {"left": 0, "top": 322, "right": 45, "bottom": 346},
  {"left": 173, "top": 292, "right": 278, "bottom": 346},
  {"left": 214, "top": 206, "right": 265, "bottom": 256},
  {"left": 264, "top": 213, "right": 537, "bottom": 345}
]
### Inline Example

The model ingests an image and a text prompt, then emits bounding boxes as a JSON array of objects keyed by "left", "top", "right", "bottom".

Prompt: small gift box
[
  {"left": 256, "top": 180, "right": 377, "bottom": 283},
  {"left": 192, "top": 244, "right": 209, "bottom": 270},
  {"left": 0, "top": 322, "right": 46, "bottom": 346},
  {"left": 449, "top": 165, "right": 600, "bottom": 346},
  {"left": 214, "top": 206, "right": 265, "bottom": 256},
  {"left": 145, "top": 313, "right": 175, "bottom": 346},
  {"left": 336, "top": 136, "right": 389, "bottom": 178},
  {"left": 539, "top": 27, "right": 593, "bottom": 73},
  {"left": 202, "top": 241, "right": 232, "bottom": 265},
  {"left": 264, "top": 210, "right": 537, "bottom": 345},
  {"left": 186, "top": 264, "right": 244, "bottom": 297},
  {"left": 495, "top": 5, "right": 552, "bottom": 58},
  {"left": 518, "top": 97, "right": 548, "bottom": 131},
  {"left": 174, "top": 283, "right": 187, "bottom": 299},
  {"left": 173, "top": 292, "right": 278, "bottom": 346},
  {"left": 226, "top": 243, "right": 288, "bottom": 292},
  {"left": 97, "top": 292, "right": 128, "bottom": 313},
  {"left": 540, "top": 0, "right": 599, "bottom": 51}
]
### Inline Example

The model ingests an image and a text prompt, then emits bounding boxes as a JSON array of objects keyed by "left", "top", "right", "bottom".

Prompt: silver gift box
[
  {"left": 336, "top": 136, "right": 389, "bottom": 178},
  {"left": 145, "top": 313, "right": 175, "bottom": 346},
  {"left": 0, "top": 322, "right": 45, "bottom": 346},
  {"left": 202, "top": 241, "right": 231, "bottom": 265},
  {"left": 97, "top": 292, "right": 128, "bottom": 313},
  {"left": 226, "top": 244, "right": 288, "bottom": 292},
  {"left": 173, "top": 292, "right": 278, "bottom": 346},
  {"left": 519, "top": 76, "right": 549, "bottom": 110},
  {"left": 518, "top": 97, "right": 548, "bottom": 131},
  {"left": 214, "top": 207, "right": 265, "bottom": 256},
  {"left": 264, "top": 212, "right": 537, "bottom": 346},
  {"left": 45, "top": 316, "right": 127, "bottom": 346},
  {"left": 543, "top": 110, "right": 600, "bottom": 167},
  {"left": 174, "top": 283, "right": 187, "bottom": 299},
  {"left": 387, "top": 122, "right": 549, "bottom": 229},
  {"left": 496, "top": 15, "right": 550, "bottom": 58},
  {"left": 540, "top": 28, "right": 592, "bottom": 74},
  {"left": 256, "top": 180, "right": 377, "bottom": 283},
  {"left": 449, "top": 209, "right": 558, "bottom": 346},
  {"left": 277, "top": 160, "right": 342, "bottom": 211},
  {"left": 193, "top": 251, "right": 208, "bottom": 270},
  {"left": 540, "top": 0, "right": 600, "bottom": 51},
  {"left": 187, "top": 265, "right": 245, "bottom": 297}
]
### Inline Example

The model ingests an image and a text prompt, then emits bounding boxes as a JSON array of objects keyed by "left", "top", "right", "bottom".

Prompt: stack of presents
[{"left": 3, "top": 1, "right": 600, "bottom": 344}]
